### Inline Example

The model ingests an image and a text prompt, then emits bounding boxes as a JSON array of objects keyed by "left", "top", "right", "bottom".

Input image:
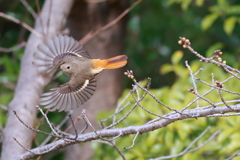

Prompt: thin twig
[
  {"left": 0, "top": 104, "right": 7, "bottom": 110},
  {"left": 123, "top": 132, "right": 139, "bottom": 149},
  {"left": 104, "top": 78, "right": 151, "bottom": 129},
  {"left": 68, "top": 115, "right": 78, "bottom": 140},
  {"left": 196, "top": 78, "right": 240, "bottom": 96},
  {"left": 79, "top": 0, "right": 142, "bottom": 45},
  {"left": 13, "top": 137, "right": 39, "bottom": 155},
  {"left": 133, "top": 79, "right": 181, "bottom": 113},
  {"left": 93, "top": 139, "right": 126, "bottom": 160},
  {"left": 180, "top": 88, "right": 215, "bottom": 111},
  {"left": 218, "top": 89, "right": 235, "bottom": 111},
  {"left": 0, "top": 12, "right": 43, "bottom": 39},
  {"left": 20, "top": 0, "right": 38, "bottom": 19},
  {"left": 186, "top": 61, "right": 200, "bottom": 108},
  {"left": 46, "top": 0, "right": 52, "bottom": 37},
  {"left": 64, "top": 116, "right": 82, "bottom": 133},
  {"left": 0, "top": 42, "right": 26, "bottom": 53},
  {"left": 223, "top": 67, "right": 240, "bottom": 80},
  {"left": 105, "top": 101, "right": 138, "bottom": 129},
  {"left": 101, "top": 78, "right": 151, "bottom": 128},
  {"left": 13, "top": 111, "right": 64, "bottom": 139},
  {"left": 226, "top": 150, "right": 240, "bottom": 160},
  {"left": 194, "top": 68, "right": 203, "bottom": 76},
  {"left": 192, "top": 92, "right": 217, "bottom": 108},
  {"left": 36, "top": 106, "right": 59, "bottom": 136},
  {"left": 35, "top": 0, "right": 45, "bottom": 37},
  {"left": 131, "top": 90, "right": 168, "bottom": 118},
  {"left": 100, "top": 102, "right": 131, "bottom": 127},
  {"left": 187, "top": 45, "right": 240, "bottom": 75},
  {"left": 40, "top": 113, "right": 72, "bottom": 146}
]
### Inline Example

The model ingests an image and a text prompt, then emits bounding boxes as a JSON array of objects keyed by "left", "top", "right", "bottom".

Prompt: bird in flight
[{"left": 33, "top": 35, "right": 127, "bottom": 112}]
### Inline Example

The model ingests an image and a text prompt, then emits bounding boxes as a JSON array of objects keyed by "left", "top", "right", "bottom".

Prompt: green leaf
[
  {"left": 201, "top": 13, "right": 219, "bottom": 31},
  {"left": 226, "top": 5, "right": 240, "bottom": 14},
  {"left": 218, "top": 0, "right": 228, "bottom": 7},
  {"left": 171, "top": 50, "right": 183, "bottom": 65},
  {"left": 196, "top": 0, "right": 204, "bottom": 6},
  {"left": 217, "top": 128, "right": 235, "bottom": 143},
  {"left": 224, "top": 16, "right": 237, "bottom": 35},
  {"left": 181, "top": 0, "right": 192, "bottom": 10},
  {"left": 160, "top": 64, "right": 173, "bottom": 74},
  {"left": 165, "top": 130, "right": 174, "bottom": 148}
]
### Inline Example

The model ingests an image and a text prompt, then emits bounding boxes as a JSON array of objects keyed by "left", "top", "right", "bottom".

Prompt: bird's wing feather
[
  {"left": 40, "top": 77, "right": 97, "bottom": 112},
  {"left": 33, "top": 35, "right": 91, "bottom": 73}
]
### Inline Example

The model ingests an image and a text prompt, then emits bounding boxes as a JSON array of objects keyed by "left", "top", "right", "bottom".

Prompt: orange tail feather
[{"left": 93, "top": 55, "right": 128, "bottom": 70}]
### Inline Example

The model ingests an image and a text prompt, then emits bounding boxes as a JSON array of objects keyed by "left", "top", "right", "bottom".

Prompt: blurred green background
[{"left": 1, "top": 0, "right": 240, "bottom": 159}]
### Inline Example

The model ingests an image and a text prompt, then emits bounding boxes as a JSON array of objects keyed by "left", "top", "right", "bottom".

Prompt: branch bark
[
  {"left": 15, "top": 103, "right": 240, "bottom": 160},
  {"left": 1, "top": 0, "right": 74, "bottom": 159}
]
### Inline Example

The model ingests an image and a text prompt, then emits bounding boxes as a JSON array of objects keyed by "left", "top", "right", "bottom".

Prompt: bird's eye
[{"left": 67, "top": 66, "right": 70, "bottom": 69}]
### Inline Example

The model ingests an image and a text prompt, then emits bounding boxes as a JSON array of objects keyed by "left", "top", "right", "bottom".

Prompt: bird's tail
[{"left": 93, "top": 55, "right": 128, "bottom": 70}]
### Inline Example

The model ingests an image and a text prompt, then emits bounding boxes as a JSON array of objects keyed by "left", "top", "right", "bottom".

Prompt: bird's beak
[{"left": 58, "top": 68, "right": 62, "bottom": 71}]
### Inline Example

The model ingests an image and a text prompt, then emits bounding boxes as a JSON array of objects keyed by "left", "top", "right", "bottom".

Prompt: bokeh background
[{"left": 1, "top": 0, "right": 240, "bottom": 159}]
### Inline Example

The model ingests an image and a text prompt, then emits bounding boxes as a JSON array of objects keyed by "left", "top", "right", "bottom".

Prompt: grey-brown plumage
[{"left": 33, "top": 35, "right": 128, "bottom": 112}]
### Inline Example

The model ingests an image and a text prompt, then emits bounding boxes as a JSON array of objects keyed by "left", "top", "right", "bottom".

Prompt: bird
[{"left": 33, "top": 35, "right": 128, "bottom": 112}]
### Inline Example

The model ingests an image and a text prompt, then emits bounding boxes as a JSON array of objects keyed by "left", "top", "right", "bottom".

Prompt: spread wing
[
  {"left": 33, "top": 35, "right": 91, "bottom": 73},
  {"left": 40, "top": 78, "right": 97, "bottom": 112}
]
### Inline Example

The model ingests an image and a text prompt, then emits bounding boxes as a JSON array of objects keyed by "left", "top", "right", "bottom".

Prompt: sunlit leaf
[
  {"left": 217, "top": 128, "right": 235, "bottom": 143},
  {"left": 160, "top": 64, "right": 173, "bottom": 74},
  {"left": 223, "top": 16, "right": 237, "bottom": 35},
  {"left": 201, "top": 13, "right": 218, "bottom": 31},
  {"left": 181, "top": 0, "right": 192, "bottom": 10},
  {"left": 196, "top": 0, "right": 204, "bottom": 7},
  {"left": 171, "top": 50, "right": 183, "bottom": 65}
]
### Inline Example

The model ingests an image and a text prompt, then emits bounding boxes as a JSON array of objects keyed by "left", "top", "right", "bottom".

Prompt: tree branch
[{"left": 15, "top": 103, "right": 240, "bottom": 160}]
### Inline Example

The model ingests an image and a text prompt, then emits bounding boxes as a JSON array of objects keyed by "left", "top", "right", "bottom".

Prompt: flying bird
[{"left": 33, "top": 35, "right": 127, "bottom": 112}]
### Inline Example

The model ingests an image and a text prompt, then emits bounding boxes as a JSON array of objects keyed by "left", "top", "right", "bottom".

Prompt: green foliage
[
  {"left": 93, "top": 53, "right": 240, "bottom": 159},
  {"left": 169, "top": 0, "right": 240, "bottom": 35},
  {"left": 201, "top": 13, "right": 219, "bottom": 31},
  {"left": 126, "top": 0, "right": 240, "bottom": 88}
]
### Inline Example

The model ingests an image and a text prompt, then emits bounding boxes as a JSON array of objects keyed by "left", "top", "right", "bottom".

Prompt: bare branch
[
  {"left": 40, "top": 112, "right": 73, "bottom": 146},
  {"left": 131, "top": 90, "right": 167, "bottom": 118},
  {"left": 79, "top": 0, "right": 142, "bottom": 45},
  {"left": 36, "top": 106, "right": 59, "bottom": 136},
  {"left": 0, "top": 104, "right": 7, "bottom": 111},
  {"left": 226, "top": 150, "right": 240, "bottom": 160},
  {"left": 68, "top": 115, "right": 78, "bottom": 140},
  {"left": 13, "top": 111, "right": 61, "bottom": 138},
  {"left": 0, "top": 12, "right": 43, "bottom": 39},
  {"left": 191, "top": 91, "right": 217, "bottom": 108},
  {"left": 13, "top": 137, "right": 39, "bottom": 156},
  {"left": 123, "top": 132, "right": 139, "bottom": 150},
  {"left": 0, "top": 42, "right": 26, "bottom": 53},
  {"left": 20, "top": 0, "right": 38, "bottom": 19},
  {"left": 196, "top": 78, "right": 240, "bottom": 96},
  {"left": 46, "top": 0, "right": 53, "bottom": 37},
  {"left": 218, "top": 89, "right": 235, "bottom": 111},
  {"left": 183, "top": 40, "right": 240, "bottom": 75},
  {"left": 15, "top": 103, "right": 240, "bottom": 159},
  {"left": 35, "top": 0, "right": 45, "bottom": 37},
  {"left": 185, "top": 61, "right": 200, "bottom": 108}
]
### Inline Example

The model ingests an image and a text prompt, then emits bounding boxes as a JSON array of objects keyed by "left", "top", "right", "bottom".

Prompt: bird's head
[{"left": 60, "top": 63, "right": 76, "bottom": 77}]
